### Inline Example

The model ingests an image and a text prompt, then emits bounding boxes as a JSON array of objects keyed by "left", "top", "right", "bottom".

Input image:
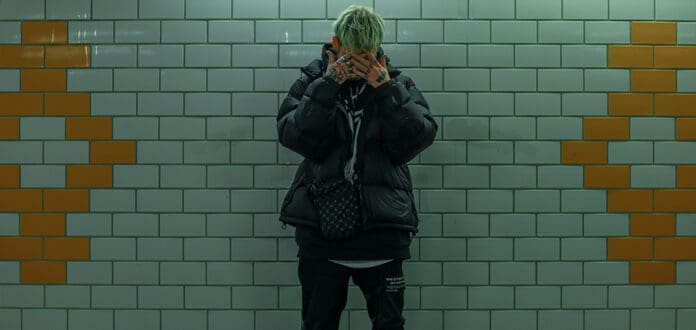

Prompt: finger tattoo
[{"left": 376, "top": 71, "right": 386, "bottom": 83}]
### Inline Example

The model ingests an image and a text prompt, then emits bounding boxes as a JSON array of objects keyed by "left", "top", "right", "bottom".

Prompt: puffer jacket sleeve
[
  {"left": 277, "top": 72, "right": 341, "bottom": 161},
  {"left": 373, "top": 74, "right": 438, "bottom": 165}
]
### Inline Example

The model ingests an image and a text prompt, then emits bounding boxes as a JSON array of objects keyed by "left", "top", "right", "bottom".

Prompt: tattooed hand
[
  {"left": 324, "top": 50, "right": 362, "bottom": 85},
  {"left": 345, "top": 49, "right": 391, "bottom": 88}
]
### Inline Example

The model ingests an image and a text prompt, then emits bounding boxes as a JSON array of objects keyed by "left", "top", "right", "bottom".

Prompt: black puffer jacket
[{"left": 277, "top": 43, "right": 438, "bottom": 259}]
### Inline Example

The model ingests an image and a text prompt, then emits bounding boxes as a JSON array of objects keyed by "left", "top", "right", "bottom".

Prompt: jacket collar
[{"left": 301, "top": 42, "right": 401, "bottom": 80}]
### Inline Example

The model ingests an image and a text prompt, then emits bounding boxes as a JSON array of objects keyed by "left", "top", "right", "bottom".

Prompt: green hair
[{"left": 332, "top": 5, "right": 384, "bottom": 54}]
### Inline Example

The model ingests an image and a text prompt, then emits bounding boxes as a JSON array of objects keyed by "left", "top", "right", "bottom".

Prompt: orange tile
[
  {"left": 0, "top": 190, "right": 42, "bottom": 212},
  {"left": 655, "top": 237, "right": 696, "bottom": 260},
  {"left": 631, "top": 70, "right": 676, "bottom": 92},
  {"left": 0, "top": 117, "right": 19, "bottom": 140},
  {"left": 561, "top": 141, "right": 607, "bottom": 164},
  {"left": 0, "top": 237, "right": 42, "bottom": 259},
  {"left": 43, "top": 189, "right": 89, "bottom": 212},
  {"left": 608, "top": 237, "right": 652, "bottom": 260},
  {"left": 0, "top": 165, "right": 20, "bottom": 188},
  {"left": 608, "top": 46, "right": 653, "bottom": 68},
  {"left": 0, "top": 46, "right": 44, "bottom": 68},
  {"left": 676, "top": 118, "right": 696, "bottom": 140},
  {"left": 20, "top": 261, "right": 66, "bottom": 284},
  {"left": 67, "top": 165, "right": 112, "bottom": 188},
  {"left": 655, "top": 46, "right": 696, "bottom": 69},
  {"left": 20, "top": 69, "right": 66, "bottom": 92},
  {"left": 607, "top": 189, "right": 653, "bottom": 212},
  {"left": 45, "top": 45, "right": 90, "bottom": 68},
  {"left": 656, "top": 94, "right": 696, "bottom": 116},
  {"left": 44, "top": 237, "right": 89, "bottom": 260},
  {"left": 608, "top": 93, "right": 654, "bottom": 116},
  {"left": 630, "top": 213, "right": 675, "bottom": 236},
  {"left": 0, "top": 93, "right": 43, "bottom": 116},
  {"left": 45, "top": 93, "right": 90, "bottom": 116},
  {"left": 631, "top": 22, "right": 676, "bottom": 44},
  {"left": 90, "top": 141, "right": 137, "bottom": 164},
  {"left": 654, "top": 190, "right": 696, "bottom": 212},
  {"left": 584, "top": 166, "right": 630, "bottom": 188},
  {"left": 677, "top": 166, "right": 696, "bottom": 188},
  {"left": 630, "top": 261, "right": 675, "bottom": 284},
  {"left": 66, "top": 117, "right": 112, "bottom": 140},
  {"left": 21, "top": 22, "right": 67, "bottom": 44},
  {"left": 584, "top": 117, "right": 629, "bottom": 140},
  {"left": 20, "top": 213, "right": 65, "bottom": 236}
]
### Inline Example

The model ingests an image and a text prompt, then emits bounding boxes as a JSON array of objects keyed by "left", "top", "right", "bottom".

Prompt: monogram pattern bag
[{"left": 308, "top": 176, "right": 363, "bottom": 241}]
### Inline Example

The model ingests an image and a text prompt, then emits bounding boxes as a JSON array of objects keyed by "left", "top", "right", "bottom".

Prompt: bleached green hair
[{"left": 332, "top": 5, "right": 385, "bottom": 54}]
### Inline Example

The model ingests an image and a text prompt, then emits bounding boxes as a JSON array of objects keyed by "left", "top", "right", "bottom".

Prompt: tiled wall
[{"left": 0, "top": 0, "right": 695, "bottom": 329}]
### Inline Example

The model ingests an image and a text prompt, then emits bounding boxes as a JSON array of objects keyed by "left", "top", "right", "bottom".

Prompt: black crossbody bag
[{"left": 306, "top": 169, "right": 363, "bottom": 241}]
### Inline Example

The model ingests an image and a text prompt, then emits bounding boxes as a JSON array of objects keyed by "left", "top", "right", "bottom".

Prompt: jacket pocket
[
  {"left": 363, "top": 185, "right": 414, "bottom": 226},
  {"left": 282, "top": 180, "right": 303, "bottom": 210}
]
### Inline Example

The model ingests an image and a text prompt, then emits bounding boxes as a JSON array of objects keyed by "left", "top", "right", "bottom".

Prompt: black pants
[{"left": 298, "top": 258, "right": 406, "bottom": 330}]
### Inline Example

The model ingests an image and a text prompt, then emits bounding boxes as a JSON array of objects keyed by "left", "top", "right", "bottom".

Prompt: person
[{"left": 276, "top": 5, "right": 438, "bottom": 330}]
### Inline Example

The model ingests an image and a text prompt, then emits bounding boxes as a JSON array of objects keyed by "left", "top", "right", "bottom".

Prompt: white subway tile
[
  {"left": 678, "top": 23, "right": 696, "bottom": 44},
  {"left": 584, "top": 69, "right": 630, "bottom": 92},
  {"left": 162, "top": 20, "right": 207, "bottom": 43},
  {"left": 139, "top": 0, "right": 184, "bottom": 19},
  {"left": 46, "top": 0, "right": 91, "bottom": 20},
  {"left": 423, "top": 0, "right": 468, "bottom": 19},
  {"left": 233, "top": 0, "right": 279, "bottom": 18},
  {"left": 114, "top": 69, "right": 160, "bottom": 91},
  {"left": 280, "top": 0, "right": 325, "bottom": 19},
  {"left": 208, "top": 69, "right": 254, "bottom": 91},
  {"left": 279, "top": 44, "right": 316, "bottom": 68},
  {"left": 421, "top": 44, "right": 466, "bottom": 68},
  {"left": 470, "top": 0, "right": 515, "bottom": 19},
  {"left": 186, "top": 45, "right": 231, "bottom": 67},
  {"left": 328, "top": 0, "right": 372, "bottom": 18},
  {"left": 563, "top": 0, "right": 608, "bottom": 19},
  {"left": 397, "top": 69, "right": 443, "bottom": 91},
  {"left": 515, "top": 45, "right": 561, "bottom": 68},
  {"left": 609, "top": 0, "right": 654, "bottom": 20},
  {"left": 139, "top": 45, "right": 184, "bottom": 67},
  {"left": 656, "top": 0, "right": 696, "bottom": 21},
  {"left": 115, "top": 21, "right": 161, "bottom": 43},
  {"left": 161, "top": 69, "right": 206, "bottom": 91},
  {"left": 445, "top": 21, "right": 490, "bottom": 43},
  {"left": 209, "top": 21, "right": 254, "bottom": 43},
  {"left": 562, "top": 45, "right": 607, "bottom": 68},
  {"left": 445, "top": 69, "right": 490, "bottom": 91},
  {"left": 469, "top": 45, "right": 513, "bottom": 68},
  {"left": 382, "top": 44, "right": 420, "bottom": 67},
  {"left": 93, "top": 0, "right": 137, "bottom": 19},
  {"left": 677, "top": 70, "right": 696, "bottom": 92},
  {"left": 491, "top": 69, "right": 537, "bottom": 92},
  {"left": 0, "top": 0, "right": 43, "bottom": 20},
  {"left": 68, "top": 69, "right": 113, "bottom": 92},
  {"left": 538, "top": 21, "right": 583, "bottom": 44},
  {"left": 233, "top": 44, "right": 278, "bottom": 67},
  {"left": 585, "top": 21, "right": 630, "bottom": 44},
  {"left": 92, "top": 45, "right": 137, "bottom": 67},
  {"left": 0, "top": 70, "right": 19, "bottom": 92},
  {"left": 538, "top": 69, "right": 583, "bottom": 92},
  {"left": 187, "top": 0, "right": 232, "bottom": 19},
  {"left": 375, "top": 0, "right": 420, "bottom": 19},
  {"left": 397, "top": 21, "right": 443, "bottom": 43},
  {"left": 255, "top": 21, "right": 302, "bottom": 43},
  {"left": 517, "top": 0, "right": 562, "bottom": 19},
  {"left": 69, "top": 21, "right": 114, "bottom": 44},
  {"left": 492, "top": 21, "right": 537, "bottom": 44},
  {"left": 255, "top": 69, "right": 300, "bottom": 91},
  {"left": 0, "top": 22, "right": 21, "bottom": 44}
]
